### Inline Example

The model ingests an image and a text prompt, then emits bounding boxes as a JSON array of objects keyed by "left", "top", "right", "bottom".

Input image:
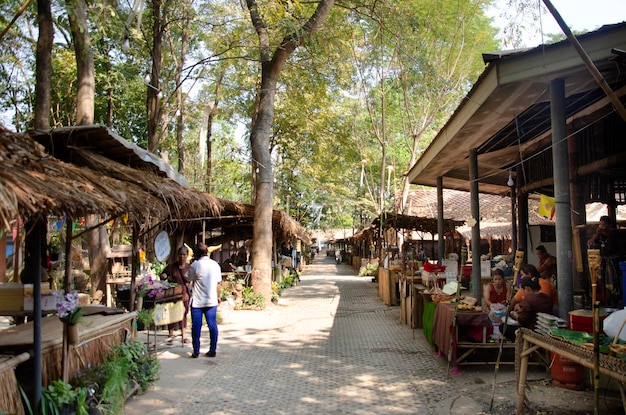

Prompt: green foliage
[
  {"left": 219, "top": 284, "right": 232, "bottom": 300},
  {"left": 74, "top": 340, "right": 159, "bottom": 414},
  {"left": 280, "top": 272, "right": 294, "bottom": 289},
  {"left": 108, "top": 340, "right": 160, "bottom": 393},
  {"left": 40, "top": 380, "right": 90, "bottom": 415},
  {"left": 271, "top": 281, "right": 282, "bottom": 302},
  {"left": 151, "top": 260, "right": 167, "bottom": 277},
  {"left": 236, "top": 286, "right": 265, "bottom": 310},
  {"left": 359, "top": 263, "right": 378, "bottom": 277},
  {"left": 136, "top": 309, "right": 153, "bottom": 326}
]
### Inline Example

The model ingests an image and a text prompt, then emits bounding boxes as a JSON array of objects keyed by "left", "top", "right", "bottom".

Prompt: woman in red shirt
[{"left": 483, "top": 268, "right": 510, "bottom": 309}]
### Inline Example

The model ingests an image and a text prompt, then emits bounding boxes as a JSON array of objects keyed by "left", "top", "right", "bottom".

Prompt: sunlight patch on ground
[
  {"left": 158, "top": 350, "right": 185, "bottom": 360},
  {"left": 299, "top": 396, "right": 321, "bottom": 404}
]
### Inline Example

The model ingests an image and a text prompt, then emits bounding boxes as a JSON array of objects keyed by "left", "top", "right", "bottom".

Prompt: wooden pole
[
  {"left": 588, "top": 248, "right": 601, "bottom": 415},
  {"left": 447, "top": 276, "right": 462, "bottom": 377},
  {"left": 516, "top": 337, "right": 530, "bottom": 414},
  {"left": 13, "top": 218, "right": 20, "bottom": 282},
  {"left": 62, "top": 217, "right": 73, "bottom": 383}
]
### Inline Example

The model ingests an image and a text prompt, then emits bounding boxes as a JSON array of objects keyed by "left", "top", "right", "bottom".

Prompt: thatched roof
[
  {"left": 187, "top": 200, "right": 311, "bottom": 246},
  {"left": 2, "top": 124, "right": 308, "bottom": 245},
  {"left": 29, "top": 124, "right": 187, "bottom": 185},
  {"left": 0, "top": 126, "right": 184, "bottom": 228},
  {"left": 69, "top": 147, "right": 221, "bottom": 220},
  {"left": 28, "top": 125, "right": 309, "bottom": 242}
]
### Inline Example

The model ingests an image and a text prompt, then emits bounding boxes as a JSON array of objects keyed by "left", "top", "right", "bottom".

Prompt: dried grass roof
[
  {"left": 0, "top": 126, "right": 220, "bottom": 229},
  {"left": 69, "top": 147, "right": 221, "bottom": 220},
  {"left": 2, "top": 124, "right": 308, "bottom": 244},
  {"left": 187, "top": 200, "right": 311, "bottom": 245}
]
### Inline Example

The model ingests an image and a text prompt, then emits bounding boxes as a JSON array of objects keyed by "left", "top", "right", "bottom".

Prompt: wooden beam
[{"left": 576, "top": 152, "right": 626, "bottom": 176}]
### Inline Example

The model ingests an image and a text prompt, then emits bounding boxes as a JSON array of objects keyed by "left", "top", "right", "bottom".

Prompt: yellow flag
[{"left": 539, "top": 194, "right": 555, "bottom": 220}]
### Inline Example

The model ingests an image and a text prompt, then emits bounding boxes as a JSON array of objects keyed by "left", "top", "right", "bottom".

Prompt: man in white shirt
[{"left": 185, "top": 243, "right": 222, "bottom": 358}]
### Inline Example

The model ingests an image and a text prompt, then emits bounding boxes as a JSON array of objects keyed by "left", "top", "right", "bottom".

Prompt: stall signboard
[{"left": 151, "top": 300, "right": 184, "bottom": 326}]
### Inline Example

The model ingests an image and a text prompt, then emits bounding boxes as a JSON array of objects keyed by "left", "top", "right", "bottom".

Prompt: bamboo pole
[
  {"left": 447, "top": 276, "right": 462, "bottom": 378},
  {"left": 490, "top": 300, "right": 514, "bottom": 410},
  {"left": 62, "top": 217, "right": 73, "bottom": 383},
  {"left": 588, "top": 248, "right": 602, "bottom": 415},
  {"left": 516, "top": 337, "right": 530, "bottom": 414}
]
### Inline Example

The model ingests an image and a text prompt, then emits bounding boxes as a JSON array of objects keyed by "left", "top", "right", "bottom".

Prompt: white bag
[{"left": 603, "top": 308, "right": 626, "bottom": 341}]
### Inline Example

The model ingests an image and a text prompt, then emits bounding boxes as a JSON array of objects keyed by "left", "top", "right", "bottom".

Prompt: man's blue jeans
[{"left": 191, "top": 306, "right": 218, "bottom": 355}]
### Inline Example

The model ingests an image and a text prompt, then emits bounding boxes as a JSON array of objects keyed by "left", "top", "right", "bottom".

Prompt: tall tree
[
  {"left": 66, "top": 0, "right": 110, "bottom": 302},
  {"left": 34, "top": 0, "right": 53, "bottom": 130},
  {"left": 146, "top": 0, "right": 170, "bottom": 153},
  {"left": 67, "top": 0, "right": 94, "bottom": 125},
  {"left": 244, "top": 0, "right": 336, "bottom": 301}
]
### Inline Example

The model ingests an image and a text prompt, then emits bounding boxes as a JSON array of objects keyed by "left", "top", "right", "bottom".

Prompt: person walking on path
[
  {"left": 185, "top": 243, "right": 222, "bottom": 358},
  {"left": 160, "top": 246, "right": 191, "bottom": 345}
]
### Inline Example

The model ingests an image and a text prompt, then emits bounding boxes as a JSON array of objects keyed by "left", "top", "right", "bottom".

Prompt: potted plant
[
  {"left": 40, "top": 379, "right": 91, "bottom": 415},
  {"left": 49, "top": 233, "right": 61, "bottom": 261},
  {"left": 55, "top": 292, "right": 83, "bottom": 345}
]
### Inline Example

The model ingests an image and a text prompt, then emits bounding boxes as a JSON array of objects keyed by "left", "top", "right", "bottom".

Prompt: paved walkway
[{"left": 123, "top": 255, "right": 615, "bottom": 415}]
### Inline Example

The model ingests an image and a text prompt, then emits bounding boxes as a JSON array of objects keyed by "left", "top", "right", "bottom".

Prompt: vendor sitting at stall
[
  {"left": 504, "top": 276, "right": 553, "bottom": 340},
  {"left": 509, "top": 264, "right": 558, "bottom": 311},
  {"left": 483, "top": 268, "right": 511, "bottom": 309}
]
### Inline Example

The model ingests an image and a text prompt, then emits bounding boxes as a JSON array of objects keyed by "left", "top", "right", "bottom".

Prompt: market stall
[
  {"left": 0, "top": 307, "right": 135, "bottom": 385},
  {"left": 432, "top": 302, "right": 516, "bottom": 366},
  {"left": 515, "top": 327, "right": 626, "bottom": 414}
]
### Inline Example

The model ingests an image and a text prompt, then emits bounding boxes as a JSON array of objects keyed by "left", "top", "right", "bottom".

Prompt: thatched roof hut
[
  {"left": 0, "top": 125, "right": 193, "bottom": 228},
  {"left": 27, "top": 124, "right": 309, "bottom": 245}
]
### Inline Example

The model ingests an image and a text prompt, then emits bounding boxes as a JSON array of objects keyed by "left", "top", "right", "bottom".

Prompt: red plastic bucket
[
  {"left": 568, "top": 309, "right": 608, "bottom": 333},
  {"left": 551, "top": 353, "right": 585, "bottom": 390}
]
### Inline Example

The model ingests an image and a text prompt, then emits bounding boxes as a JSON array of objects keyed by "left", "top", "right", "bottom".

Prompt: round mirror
[{"left": 154, "top": 231, "right": 171, "bottom": 262}]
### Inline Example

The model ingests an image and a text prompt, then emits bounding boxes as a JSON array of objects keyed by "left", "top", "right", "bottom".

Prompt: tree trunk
[
  {"left": 249, "top": 68, "right": 279, "bottom": 301},
  {"left": 245, "top": 0, "right": 335, "bottom": 302},
  {"left": 34, "top": 0, "right": 53, "bottom": 130},
  {"left": 175, "top": 7, "right": 189, "bottom": 173},
  {"left": 147, "top": 0, "right": 163, "bottom": 153},
  {"left": 67, "top": 0, "right": 94, "bottom": 125},
  {"left": 67, "top": 0, "right": 109, "bottom": 302},
  {"left": 205, "top": 70, "right": 224, "bottom": 192}
]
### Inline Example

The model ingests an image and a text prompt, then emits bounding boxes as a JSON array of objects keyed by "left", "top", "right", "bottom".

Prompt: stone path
[{"left": 123, "top": 255, "right": 622, "bottom": 415}]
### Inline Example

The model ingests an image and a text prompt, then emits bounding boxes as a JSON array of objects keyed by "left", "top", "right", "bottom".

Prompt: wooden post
[
  {"left": 516, "top": 337, "right": 530, "bottom": 414},
  {"left": 588, "top": 248, "right": 601, "bottom": 415},
  {"left": 62, "top": 218, "right": 73, "bottom": 383}
]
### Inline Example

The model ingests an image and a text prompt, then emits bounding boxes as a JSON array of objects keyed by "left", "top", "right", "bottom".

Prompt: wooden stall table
[
  {"left": 515, "top": 327, "right": 626, "bottom": 414},
  {"left": 432, "top": 302, "right": 518, "bottom": 365},
  {"left": 0, "top": 352, "right": 30, "bottom": 414},
  {"left": 378, "top": 268, "right": 400, "bottom": 306},
  {"left": 144, "top": 294, "right": 184, "bottom": 353},
  {"left": 0, "top": 306, "right": 136, "bottom": 385},
  {"left": 106, "top": 276, "right": 131, "bottom": 307},
  {"left": 400, "top": 277, "right": 424, "bottom": 328}
]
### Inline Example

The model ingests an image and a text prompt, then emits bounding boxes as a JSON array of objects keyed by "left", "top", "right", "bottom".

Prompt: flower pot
[
  {"left": 67, "top": 323, "right": 79, "bottom": 345},
  {"left": 136, "top": 296, "right": 144, "bottom": 311}
]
